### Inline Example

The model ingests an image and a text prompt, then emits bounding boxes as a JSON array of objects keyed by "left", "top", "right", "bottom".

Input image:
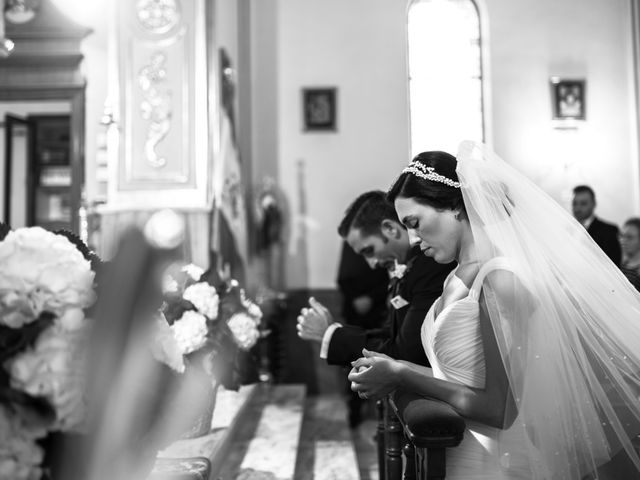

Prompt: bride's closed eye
[{"left": 400, "top": 213, "right": 420, "bottom": 230}]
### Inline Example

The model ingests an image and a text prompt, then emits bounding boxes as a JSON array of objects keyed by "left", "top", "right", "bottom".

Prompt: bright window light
[{"left": 408, "top": 0, "right": 484, "bottom": 156}]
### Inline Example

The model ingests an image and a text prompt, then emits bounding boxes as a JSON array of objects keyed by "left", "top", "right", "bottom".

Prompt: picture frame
[
  {"left": 550, "top": 77, "right": 586, "bottom": 121},
  {"left": 302, "top": 87, "right": 337, "bottom": 131}
]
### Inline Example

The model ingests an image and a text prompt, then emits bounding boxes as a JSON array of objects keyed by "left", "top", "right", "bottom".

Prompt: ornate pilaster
[
  {"left": 100, "top": 0, "right": 214, "bottom": 265},
  {"left": 111, "top": 0, "right": 210, "bottom": 208}
]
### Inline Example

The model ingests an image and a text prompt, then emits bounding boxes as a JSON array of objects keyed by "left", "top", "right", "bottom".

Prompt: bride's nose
[{"left": 408, "top": 229, "right": 421, "bottom": 246}]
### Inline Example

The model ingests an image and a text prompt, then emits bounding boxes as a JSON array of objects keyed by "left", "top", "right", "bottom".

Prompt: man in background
[{"left": 572, "top": 185, "right": 621, "bottom": 266}]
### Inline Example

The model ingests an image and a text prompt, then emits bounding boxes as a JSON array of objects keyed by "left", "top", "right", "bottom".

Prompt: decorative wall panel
[{"left": 111, "top": 0, "right": 212, "bottom": 209}]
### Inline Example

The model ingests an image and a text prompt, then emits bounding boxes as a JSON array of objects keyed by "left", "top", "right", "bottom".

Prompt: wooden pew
[{"left": 377, "top": 393, "right": 466, "bottom": 480}]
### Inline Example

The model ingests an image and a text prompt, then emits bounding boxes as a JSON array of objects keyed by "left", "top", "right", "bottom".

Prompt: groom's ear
[{"left": 380, "top": 219, "right": 401, "bottom": 239}]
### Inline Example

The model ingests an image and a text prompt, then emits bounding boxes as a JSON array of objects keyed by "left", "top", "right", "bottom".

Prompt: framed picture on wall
[
  {"left": 550, "top": 77, "right": 586, "bottom": 121},
  {"left": 302, "top": 87, "right": 337, "bottom": 131}
]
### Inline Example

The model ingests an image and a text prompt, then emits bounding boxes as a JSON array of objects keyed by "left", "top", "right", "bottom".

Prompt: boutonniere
[{"left": 389, "top": 260, "right": 407, "bottom": 279}]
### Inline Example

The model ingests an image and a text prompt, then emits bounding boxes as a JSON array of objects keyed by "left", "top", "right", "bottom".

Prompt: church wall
[
  {"left": 71, "top": 0, "right": 637, "bottom": 287},
  {"left": 250, "top": 0, "right": 279, "bottom": 186},
  {"left": 79, "top": 1, "right": 109, "bottom": 205},
  {"left": 485, "top": 0, "right": 638, "bottom": 225},
  {"left": 250, "top": 0, "right": 638, "bottom": 289},
  {"left": 273, "top": 0, "right": 412, "bottom": 289}
]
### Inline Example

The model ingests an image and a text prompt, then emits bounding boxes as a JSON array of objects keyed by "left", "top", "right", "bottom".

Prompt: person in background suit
[
  {"left": 572, "top": 185, "right": 621, "bottom": 266},
  {"left": 297, "top": 190, "right": 454, "bottom": 371},
  {"left": 619, "top": 217, "right": 640, "bottom": 291}
]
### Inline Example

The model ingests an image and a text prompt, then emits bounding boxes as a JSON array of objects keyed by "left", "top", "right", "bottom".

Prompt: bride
[{"left": 348, "top": 142, "right": 640, "bottom": 479}]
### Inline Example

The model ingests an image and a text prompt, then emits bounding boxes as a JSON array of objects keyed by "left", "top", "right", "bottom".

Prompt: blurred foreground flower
[
  {"left": 0, "top": 227, "right": 95, "bottom": 328},
  {"left": 0, "top": 226, "right": 99, "bottom": 479}
]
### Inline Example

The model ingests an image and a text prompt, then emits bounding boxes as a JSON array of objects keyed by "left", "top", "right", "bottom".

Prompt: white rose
[
  {"left": 182, "top": 282, "right": 219, "bottom": 320},
  {"left": 171, "top": 311, "right": 208, "bottom": 355},
  {"left": 227, "top": 312, "right": 260, "bottom": 350}
]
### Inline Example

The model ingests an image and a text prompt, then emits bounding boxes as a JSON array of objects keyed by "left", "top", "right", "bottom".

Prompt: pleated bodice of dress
[{"left": 420, "top": 259, "right": 532, "bottom": 479}]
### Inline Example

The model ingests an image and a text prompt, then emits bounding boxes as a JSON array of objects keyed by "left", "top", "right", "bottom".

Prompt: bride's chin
[{"left": 432, "top": 251, "right": 454, "bottom": 264}]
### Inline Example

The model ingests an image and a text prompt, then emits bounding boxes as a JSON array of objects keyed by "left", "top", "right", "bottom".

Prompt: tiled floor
[
  {"left": 351, "top": 418, "right": 379, "bottom": 480},
  {"left": 294, "top": 395, "right": 360, "bottom": 480},
  {"left": 213, "top": 389, "right": 381, "bottom": 480}
]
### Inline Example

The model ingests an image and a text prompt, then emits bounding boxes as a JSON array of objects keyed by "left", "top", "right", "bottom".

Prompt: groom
[{"left": 297, "top": 190, "right": 454, "bottom": 367}]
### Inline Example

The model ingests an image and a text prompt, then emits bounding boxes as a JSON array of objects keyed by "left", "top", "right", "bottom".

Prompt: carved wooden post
[
  {"left": 376, "top": 399, "right": 387, "bottom": 480},
  {"left": 385, "top": 397, "right": 403, "bottom": 480},
  {"left": 390, "top": 391, "right": 466, "bottom": 480},
  {"left": 403, "top": 440, "right": 417, "bottom": 480},
  {"left": 415, "top": 447, "right": 447, "bottom": 480},
  {"left": 100, "top": 0, "right": 215, "bottom": 266}
]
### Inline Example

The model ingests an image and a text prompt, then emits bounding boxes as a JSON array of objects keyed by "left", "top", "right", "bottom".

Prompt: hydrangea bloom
[
  {"left": 6, "top": 324, "right": 88, "bottom": 432},
  {"left": 170, "top": 311, "right": 208, "bottom": 355},
  {"left": 0, "top": 405, "right": 45, "bottom": 480},
  {"left": 0, "top": 227, "right": 95, "bottom": 328},
  {"left": 180, "top": 264, "right": 205, "bottom": 281},
  {"left": 183, "top": 282, "right": 219, "bottom": 320},
  {"left": 227, "top": 312, "right": 260, "bottom": 350}
]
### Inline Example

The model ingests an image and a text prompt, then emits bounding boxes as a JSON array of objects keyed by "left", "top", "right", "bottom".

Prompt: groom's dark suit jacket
[
  {"left": 587, "top": 217, "right": 621, "bottom": 266},
  {"left": 326, "top": 247, "right": 454, "bottom": 366}
]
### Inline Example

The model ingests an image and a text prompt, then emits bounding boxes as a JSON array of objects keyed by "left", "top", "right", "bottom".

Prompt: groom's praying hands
[{"left": 297, "top": 297, "right": 333, "bottom": 342}]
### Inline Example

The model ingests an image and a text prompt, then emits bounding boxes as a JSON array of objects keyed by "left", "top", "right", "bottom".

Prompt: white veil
[{"left": 456, "top": 141, "right": 640, "bottom": 479}]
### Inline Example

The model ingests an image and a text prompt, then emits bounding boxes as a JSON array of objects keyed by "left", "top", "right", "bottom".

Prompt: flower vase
[{"left": 178, "top": 370, "right": 219, "bottom": 440}]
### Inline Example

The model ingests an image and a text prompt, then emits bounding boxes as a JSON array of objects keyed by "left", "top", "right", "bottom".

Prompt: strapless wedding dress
[{"left": 421, "top": 259, "right": 535, "bottom": 479}]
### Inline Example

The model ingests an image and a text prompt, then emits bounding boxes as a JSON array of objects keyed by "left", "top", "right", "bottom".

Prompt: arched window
[{"left": 407, "top": 0, "right": 485, "bottom": 156}]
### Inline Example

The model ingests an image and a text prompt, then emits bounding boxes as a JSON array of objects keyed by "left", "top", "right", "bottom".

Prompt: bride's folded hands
[
  {"left": 348, "top": 349, "right": 438, "bottom": 400},
  {"left": 348, "top": 349, "right": 400, "bottom": 400}
]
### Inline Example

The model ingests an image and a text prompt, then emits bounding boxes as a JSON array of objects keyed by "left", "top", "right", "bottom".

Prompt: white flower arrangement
[
  {"left": 157, "top": 262, "right": 264, "bottom": 389},
  {"left": 0, "top": 226, "right": 99, "bottom": 479}
]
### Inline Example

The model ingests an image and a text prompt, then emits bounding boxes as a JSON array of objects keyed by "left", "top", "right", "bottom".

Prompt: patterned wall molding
[
  {"left": 136, "top": 0, "right": 181, "bottom": 34},
  {"left": 109, "top": 0, "right": 212, "bottom": 209}
]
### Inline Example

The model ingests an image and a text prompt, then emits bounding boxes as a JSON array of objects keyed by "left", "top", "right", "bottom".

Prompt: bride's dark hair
[{"left": 387, "top": 151, "right": 464, "bottom": 212}]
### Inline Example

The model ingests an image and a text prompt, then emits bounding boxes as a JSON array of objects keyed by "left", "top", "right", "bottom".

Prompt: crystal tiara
[{"left": 402, "top": 162, "right": 461, "bottom": 188}]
